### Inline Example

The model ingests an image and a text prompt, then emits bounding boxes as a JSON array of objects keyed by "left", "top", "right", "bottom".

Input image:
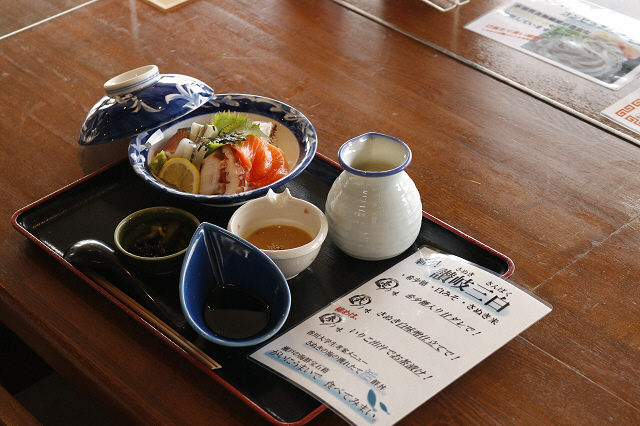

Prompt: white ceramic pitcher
[{"left": 325, "top": 133, "right": 422, "bottom": 261}]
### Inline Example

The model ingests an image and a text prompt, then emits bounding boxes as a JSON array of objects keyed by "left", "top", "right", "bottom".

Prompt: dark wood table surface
[
  {"left": 2, "top": 0, "right": 640, "bottom": 424},
  {"left": 336, "top": 0, "right": 640, "bottom": 146}
]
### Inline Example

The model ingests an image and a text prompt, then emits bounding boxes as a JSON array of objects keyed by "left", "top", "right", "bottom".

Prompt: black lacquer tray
[{"left": 12, "top": 154, "right": 514, "bottom": 425}]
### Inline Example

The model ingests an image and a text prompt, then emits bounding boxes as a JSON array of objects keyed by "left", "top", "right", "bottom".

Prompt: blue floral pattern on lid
[{"left": 78, "top": 65, "right": 214, "bottom": 145}]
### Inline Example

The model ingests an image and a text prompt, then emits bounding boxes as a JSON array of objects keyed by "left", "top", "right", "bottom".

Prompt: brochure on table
[
  {"left": 602, "top": 87, "right": 640, "bottom": 136},
  {"left": 250, "top": 247, "right": 552, "bottom": 426},
  {"left": 465, "top": 0, "right": 640, "bottom": 90}
]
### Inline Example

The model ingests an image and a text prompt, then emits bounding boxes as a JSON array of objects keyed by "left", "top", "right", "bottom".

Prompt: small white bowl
[{"left": 227, "top": 189, "right": 328, "bottom": 279}]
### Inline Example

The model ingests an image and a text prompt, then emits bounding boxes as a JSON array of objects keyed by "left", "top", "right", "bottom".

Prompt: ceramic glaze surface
[
  {"left": 227, "top": 189, "right": 328, "bottom": 279},
  {"left": 79, "top": 65, "right": 214, "bottom": 146},
  {"left": 128, "top": 94, "right": 317, "bottom": 206},
  {"left": 180, "top": 222, "right": 290, "bottom": 347},
  {"left": 325, "top": 133, "right": 422, "bottom": 261},
  {"left": 113, "top": 206, "right": 200, "bottom": 274}
]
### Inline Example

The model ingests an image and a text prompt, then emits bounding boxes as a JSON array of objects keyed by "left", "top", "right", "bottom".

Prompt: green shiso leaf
[
  {"left": 211, "top": 111, "right": 269, "bottom": 140},
  {"left": 199, "top": 111, "right": 270, "bottom": 157}
]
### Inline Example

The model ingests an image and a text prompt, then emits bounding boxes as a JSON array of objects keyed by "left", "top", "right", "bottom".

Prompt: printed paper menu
[
  {"left": 465, "top": 0, "right": 640, "bottom": 90},
  {"left": 601, "top": 87, "right": 640, "bottom": 136},
  {"left": 250, "top": 248, "right": 552, "bottom": 426}
]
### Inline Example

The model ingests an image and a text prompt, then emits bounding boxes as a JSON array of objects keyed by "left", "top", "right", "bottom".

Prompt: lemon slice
[{"left": 157, "top": 158, "right": 200, "bottom": 194}]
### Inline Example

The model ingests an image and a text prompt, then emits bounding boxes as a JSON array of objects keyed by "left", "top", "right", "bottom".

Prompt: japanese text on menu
[{"left": 251, "top": 248, "right": 551, "bottom": 426}]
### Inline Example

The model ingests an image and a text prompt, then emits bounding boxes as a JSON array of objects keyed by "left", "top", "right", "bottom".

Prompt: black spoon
[{"left": 63, "top": 239, "right": 189, "bottom": 333}]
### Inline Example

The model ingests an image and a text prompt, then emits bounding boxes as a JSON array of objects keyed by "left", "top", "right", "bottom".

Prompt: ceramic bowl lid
[{"left": 78, "top": 65, "right": 214, "bottom": 145}]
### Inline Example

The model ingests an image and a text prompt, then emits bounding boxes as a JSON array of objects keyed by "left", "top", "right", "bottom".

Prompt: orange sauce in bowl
[{"left": 245, "top": 224, "right": 313, "bottom": 250}]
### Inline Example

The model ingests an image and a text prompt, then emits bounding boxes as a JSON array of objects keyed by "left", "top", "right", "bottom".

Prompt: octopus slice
[
  {"left": 221, "top": 145, "right": 248, "bottom": 194},
  {"left": 198, "top": 145, "right": 248, "bottom": 195},
  {"left": 199, "top": 150, "right": 226, "bottom": 195}
]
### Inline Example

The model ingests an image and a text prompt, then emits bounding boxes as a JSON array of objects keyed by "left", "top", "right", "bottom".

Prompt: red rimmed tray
[{"left": 12, "top": 153, "right": 513, "bottom": 425}]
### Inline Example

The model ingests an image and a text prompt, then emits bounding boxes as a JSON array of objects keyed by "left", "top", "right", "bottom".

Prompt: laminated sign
[
  {"left": 465, "top": 0, "right": 640, "bottom": 90},
  {"left": 251, "top": 247, "right": 552, "bottom": 426}
]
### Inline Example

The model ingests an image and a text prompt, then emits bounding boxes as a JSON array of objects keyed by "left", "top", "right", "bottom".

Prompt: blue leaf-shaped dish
[
  {"left": 128, "top": 93, "right": 317, "bottom": 206},
  {"left": 180, "top": 222, "right": 291, "bottom": 347}
]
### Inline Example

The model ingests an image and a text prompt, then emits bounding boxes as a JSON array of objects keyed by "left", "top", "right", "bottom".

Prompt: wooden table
[
  {"left": 336, "top": 0, "right": 640, "bottom": 146},
  {"left": 335, "top": 0, "right": 640, "bottom": 144},
  {"left": 2, "top": 0, "right": 640, "bottom": 424}
]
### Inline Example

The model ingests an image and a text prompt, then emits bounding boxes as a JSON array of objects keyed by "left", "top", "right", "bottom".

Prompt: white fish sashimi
[
  {"left": 202, "top": 124, "right": 218, "bottom": 138},
  {"left": 191, "top": 145, "right": 207, "bottom": 169},
  {"left": 190, "top": 123, "right": 218, "bottom": 141},
  {"left": 256, "top": 121, "right": 277, "bottom": 138},
  {"left": 174, "top": 138, "right": 196, "bottom": 160},
  {"left": 189, "top": 123, "right": 204, "bottom": 141}
]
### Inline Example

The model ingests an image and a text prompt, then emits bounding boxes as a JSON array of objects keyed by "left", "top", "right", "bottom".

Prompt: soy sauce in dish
[{"left": 203, "top": 284, "right": 271, "bottom": 340}]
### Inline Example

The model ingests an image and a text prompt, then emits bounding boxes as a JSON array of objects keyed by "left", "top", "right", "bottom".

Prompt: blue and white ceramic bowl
[
  {"left": 129, "top": 93, "right": 317, "bottom": 206},
  {"left": 78, "top": 65, "right": 214, "bottom": 146},
  {"left": 180, "top": 222, "right": 291, "bottom": 347}
]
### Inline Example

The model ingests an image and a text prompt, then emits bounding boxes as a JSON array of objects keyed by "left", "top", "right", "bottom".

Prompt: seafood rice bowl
[{"left": 128, "top": 94, "right": 317, "bottom": 206}]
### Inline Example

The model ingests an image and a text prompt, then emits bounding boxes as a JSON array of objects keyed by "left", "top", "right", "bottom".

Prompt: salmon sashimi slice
[{"left": 233, "top": 135, "right": 289, "bottom": 189}]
